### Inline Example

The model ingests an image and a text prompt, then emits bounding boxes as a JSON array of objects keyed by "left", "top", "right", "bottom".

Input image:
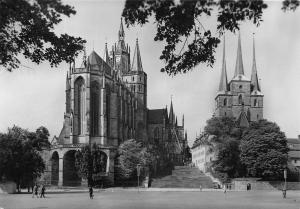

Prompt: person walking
[
  {"left": 89, "top": 186, "right": 94, "bottom": 199},
  {"left": 40, "top": 185, "right": 46, "bottom": 198},
  {"left": 34, "top": 184, "right": 39, "bottom": 198},
  {"left": 32, "top": 184, "right": 36, "bottom": 198}
]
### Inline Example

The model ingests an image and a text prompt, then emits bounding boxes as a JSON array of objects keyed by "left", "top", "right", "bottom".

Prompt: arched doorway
[
  {"left": 51, "top": 151, "right": 59, "bottom": 185},
  {"left": 99, "top": 151, "right": 108, "bottom": 173},
  {"left": 63, "top": 150, "right": 81, "bottom": 186}
]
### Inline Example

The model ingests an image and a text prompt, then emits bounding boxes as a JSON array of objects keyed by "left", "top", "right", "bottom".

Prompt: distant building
[
  {"left": 287, "top": 136, "right": 300, "bottom": 168},
  {"left": 191, "top": 134, "right": 215, "bottom": 173},
  {"left": 41, "top": 19, "right": 188, "bottom": 186},
  {"left": 215, "top": 34, "right": 263, "bottom": 126}
]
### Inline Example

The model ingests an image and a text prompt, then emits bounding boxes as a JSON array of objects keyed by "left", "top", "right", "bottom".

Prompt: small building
[
  {"left": 287, "top": 137, "right": 300, "bottom": 168},
  {"left": 191, "top": 134, "right": 215, "bottom": 173}
]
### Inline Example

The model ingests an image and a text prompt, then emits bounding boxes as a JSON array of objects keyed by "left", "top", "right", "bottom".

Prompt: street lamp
[
  {"left": 137, "top": 164, "right": 141, "bottom": 193},
  {"left": 283, "top": 169, "right": 287, "bottom": 198}
]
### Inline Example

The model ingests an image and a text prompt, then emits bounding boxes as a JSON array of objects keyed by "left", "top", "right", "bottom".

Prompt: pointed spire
[
  {"left": 234, "top": 32, "right": 245, "bottom": 77},
  {"left": 116, "top": 18, "right": 126, "bottom": 52},
  {"left": 219, "top": 35, "right": 228, "bottom": 92},
  {"left": 131, "top": 38, "right": 143, "bottom": 71},
  {"left": 175, "top": 116, "right": 178, "bottom": 126},
  {"left": 103, "top": 42, "right": 110, "bottom": 65},
  {"left": 251, "top": 33, "right": 261, "bottom": 92},
  {"left": 169, "top": 97, "right": 174, "bottom": 125},
  {"left": 119, "top": 18, "right": 125, "bottom": 41}
]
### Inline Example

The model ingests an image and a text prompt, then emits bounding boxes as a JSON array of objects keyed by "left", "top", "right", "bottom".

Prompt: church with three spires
[
  {"left": 43, "top": 19, "right": 188, "bottom": 186},
  {"left": 215, "top": 33, "right": 264, "bottom": 127}
]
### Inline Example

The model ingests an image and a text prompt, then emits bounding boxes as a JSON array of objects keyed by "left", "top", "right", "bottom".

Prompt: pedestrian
[
  {"left": 89, "top": 186, "right": 94, "bottom": 199},
  {"left": 199, "top": 184, "right": 202, "bottom": 192},
  {"left": 40, "top": 185, "right": 46, "bottom": 198},
  {"left": 223, "top": 185, "right": 227, "bottom": 194},
  {"left": 32, "top": 184, "right": 36, "bottom": 198},
  {"left": 34, "top": 184, "right": 39, "bottom": 198}
]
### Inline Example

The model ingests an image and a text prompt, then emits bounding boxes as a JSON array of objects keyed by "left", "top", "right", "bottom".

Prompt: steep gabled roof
[
  {"left": 148, "top": 109, "right": 167, "bottom": 124},
  {"left": 237, "top": 110, "right": 249, "bottom": 128},
  {"left": 88, "top": 50, "right": 104, "bottom": 65}
]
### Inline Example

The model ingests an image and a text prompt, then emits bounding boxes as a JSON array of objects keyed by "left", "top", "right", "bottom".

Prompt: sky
[{"left": 0, "top": 1, "right": 300, "bottom": 146}]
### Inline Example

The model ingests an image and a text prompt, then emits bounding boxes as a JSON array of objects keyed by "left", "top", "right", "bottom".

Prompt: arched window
[
  {"left": 257, "top": 114, "right": 259, "bottom": 120},
  {"left": 239, "top": 85, "right": 242, "bottom": 89},
  {"left": 91, "top": 81, "right": 100, "bottom": 136},
  {"left": 254, "top": 99, "right": 257, "bottom": 107},
  {"left": 223, "top": 98, "right": 227, "bottom": 106},
  {"left": 238, "top": 95, "right": 243, "bottom": 105},
  {"left": 224, "top": 112, "right": 227, "bottom": 116},
  {"left": 74, "top": 77, "right": 85, "bottom": 136}
]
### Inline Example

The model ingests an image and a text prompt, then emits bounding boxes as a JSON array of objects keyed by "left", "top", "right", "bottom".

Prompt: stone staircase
[{"left": 151, "top": 166, "right": 215, "bottom": 188}]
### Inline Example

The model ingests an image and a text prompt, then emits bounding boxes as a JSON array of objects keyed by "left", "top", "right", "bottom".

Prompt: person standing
[{"left": 89, "top": 186, "right": 94, "bottom": 199}]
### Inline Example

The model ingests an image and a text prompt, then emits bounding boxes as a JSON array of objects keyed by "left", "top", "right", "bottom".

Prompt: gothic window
[
  {"left": 239, "top": 85, "right": 242, "bottom": 89},
  {"left": 257, "top": 114, "right": 259, "bottom": 120},
  {"left": 133, "top": 85, "right": 136, "bottom": 92},
  {"left": 91, "top": 81, "right": 100, "bottom": 136},
  {"left": 132, "top": 76, "right": 134, "bottom": 81},
  {"left": 223, "top": 98, "right": 227, "bottom": 106},
  {"left": 154, "top": 127, "right": 159, "bottom": 145},
  {"left": 224, "top": 112, "right": 227, "bottom": 116},
  {"left": 238, "top": 95, "right": 243, "bottom": 105},
  {"left": 99, "top": 151, "right": 108, "bottom": 173},
  {"left": 254, "top": 99, "right": 257, "bottom": 107},
  {"left": 138, "top": 85, "right": 141, "bottom": 92},
  {"left": 74, "top": 77, "right": 85, "bottom": 135}
]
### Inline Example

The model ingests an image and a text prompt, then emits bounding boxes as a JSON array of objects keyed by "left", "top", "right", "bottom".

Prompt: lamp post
[
  {"left": 283, "top": 169, "right": 287, "bottom": 198},
  {"left": 137, "top": 164, "right": 141, "bottom": 193}
]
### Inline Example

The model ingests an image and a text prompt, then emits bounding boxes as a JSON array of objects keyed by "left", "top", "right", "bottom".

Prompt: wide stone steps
[{"left": 151, "top": 166, "right": 215, "bottom": 188}]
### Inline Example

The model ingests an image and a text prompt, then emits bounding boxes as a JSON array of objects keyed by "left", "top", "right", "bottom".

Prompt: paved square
[{"left": 0, "top": 190, "right": 300, "bottom": 209}]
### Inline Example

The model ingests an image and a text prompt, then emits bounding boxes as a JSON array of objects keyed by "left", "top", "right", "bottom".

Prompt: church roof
[
  {"left": 131, "top": 38, "right": 143, "bottom": 72},
  {"left": 148, "top": 109, "right": 167, "bottom": 124},
  {"left": 234, "top": 32, "right": 245, "bottom": 78},
  {"left": 218, "top": 36, "right": 228, "bottom": 92},
  {"left": 289, "top": 150, "right": 300, "bottom": 159},
  {"left": 88, "top": 50, "right": 104, "bottom": 65},
  {"left": 237, "top": 110, "right": 249, "bottom": 128}
]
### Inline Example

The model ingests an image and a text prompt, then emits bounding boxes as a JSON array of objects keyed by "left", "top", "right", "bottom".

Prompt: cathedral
[
  {"left": 214, "top": 34, "right": 264, "bottom": 126},
  {"left": 43, "top": 19, "right": 188, "bottom": 187}
]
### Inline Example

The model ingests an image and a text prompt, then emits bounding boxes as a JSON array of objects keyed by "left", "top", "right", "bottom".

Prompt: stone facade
[
  {"left": 215, "top": 34, "right": 264, "bottom": 125},
  {"left": 42, "top": 19, "right": 188, "bottom": 187}
]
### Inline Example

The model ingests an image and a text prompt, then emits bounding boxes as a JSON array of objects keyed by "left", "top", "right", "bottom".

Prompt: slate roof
[
  {"left": 287, "top": 138, "right": 300, "bottom": 144},
  {"left": 289, "top": 150, "right": 300, "bottom": 159},
  {"left": 148, "top": 109, "right": 166, "bottom": 124}
]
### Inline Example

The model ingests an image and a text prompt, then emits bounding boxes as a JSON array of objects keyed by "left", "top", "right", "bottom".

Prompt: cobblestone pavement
[{"left": 0, "top": 190, "right": 300, "bottom": 209}]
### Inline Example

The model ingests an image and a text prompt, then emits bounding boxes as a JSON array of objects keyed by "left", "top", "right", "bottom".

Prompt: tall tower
[
  {"left": 215, "top": 36, "right": 232, "bottom": 118},
  {"left": 229, "top": 33, "right": 251, "bottom": 119},
  {"left": 115, "top": 18, "right": 130, "bottom": 74},
  {"left": 249, "top": 34, "right": 264, "bottom": 121},
  {"left": 122, "top": 38, "right": 148, "bottom": 141}
]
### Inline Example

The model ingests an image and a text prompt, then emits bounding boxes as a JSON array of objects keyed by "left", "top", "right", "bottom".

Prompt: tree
[
  {"left": 0, "top": 126, "right": 46, "bottom": 192},
  {"left": 0, "top": 0, "right": 86, "bottom": 70},
  {"left": 115, "top": 139, "right": 153, "bottom": 181},
  {"left": 123, "top": 0, "right": 298, "bottom": 75},
  {"left": 240, "top": 119, "right": 288, "bottom": 180},
  {"left": 202, "top": 116, "right": 245, "bottom": 181},
  {"left": 75, "top": 144, "right": 105, "bottom": 186}
]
